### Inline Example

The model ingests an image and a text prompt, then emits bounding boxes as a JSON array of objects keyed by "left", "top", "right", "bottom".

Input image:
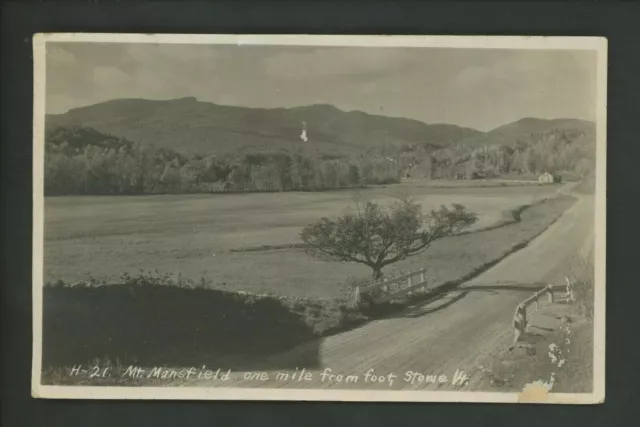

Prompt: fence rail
[
  {"left": 512, "top": 284, "right": 558, "bottom": 343},
  {"left": 354, "top": 267, "right": 428, "bottom": 305}
]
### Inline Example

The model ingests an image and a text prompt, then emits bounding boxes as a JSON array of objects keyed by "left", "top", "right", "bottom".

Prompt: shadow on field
[
  {"left": 402, "top": 291, "right": 470, "bottom": 318},
  {"left": 365, "top": 281, "right": 554, "bottom": 321},
  {"left": 398, "top": 283, "right": 552, "bottom": 319},
  {"left": 42, "top": 284, "right": 322, "bottom": 372}
]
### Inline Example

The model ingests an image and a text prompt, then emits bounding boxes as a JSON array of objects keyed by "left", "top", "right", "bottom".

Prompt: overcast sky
[{"left": 45, "top": 42, "right": 597, "bottom": 131}]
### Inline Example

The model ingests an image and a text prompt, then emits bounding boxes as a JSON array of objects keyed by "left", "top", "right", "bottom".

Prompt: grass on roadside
[{"left": 478, "top": 253, "right": 595, "bottom": 393}]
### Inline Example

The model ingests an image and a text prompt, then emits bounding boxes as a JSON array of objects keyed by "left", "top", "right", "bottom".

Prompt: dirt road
[{"left": 181, "top": 187, "right": 594, "bottom": 391}]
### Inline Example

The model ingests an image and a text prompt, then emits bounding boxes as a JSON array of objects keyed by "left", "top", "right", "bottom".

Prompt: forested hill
[
  {"left": 406, "top": 117, "right": 595, "bottom": 180},
  {"left": 46, "top": 97, "right": 482, "bottom": 156},
  {"left": 489, "top": 117, "right": 595, "bottom": 136},
  {"left": 44, "top": 98, "right": 596, "bottom": 196},
  {"left": 459, "top": 117, "right": 596, "bottom": 147}
]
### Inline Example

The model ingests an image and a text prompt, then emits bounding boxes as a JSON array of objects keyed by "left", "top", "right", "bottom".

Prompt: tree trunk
[{"left": 371, "top": 267, "right": 383, "bottom": 282}]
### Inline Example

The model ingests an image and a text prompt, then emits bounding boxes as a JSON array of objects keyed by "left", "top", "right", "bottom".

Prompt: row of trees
[
  {"left": 299, "top": 130, "right": 593, "bottom": 283},
  {"left": 402, "top": 129, "right": 594, "bottom": 180},
  {"left": 44, "top": 125, "right": 594, "bottom": 195},
  {"left": 44, "top": 126, "right": 403, "bottom": 196}
]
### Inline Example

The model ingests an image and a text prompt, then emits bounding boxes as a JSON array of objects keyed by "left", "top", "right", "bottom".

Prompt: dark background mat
[{"left": 2, "top": 0, "right": 639, "bottom": 426}]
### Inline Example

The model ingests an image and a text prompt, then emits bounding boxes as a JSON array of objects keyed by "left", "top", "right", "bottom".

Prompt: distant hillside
[
  {"left": 461, "top": 117, "right": 596, "bottom": 147},
  {"left": 46, "top": 97, "right": 482, "bottom": 157},
  {"left": 408, "top": 116, "right": 596, "bottom": 181},
  {"left": 489, "top": 117, "right": 595, "bottom": 137},
  {"left": 44, "top": 101, "right": 596, "bottom": 196},
  {"left": 45, "top": 125, "right": 134, "bottom": 154}
]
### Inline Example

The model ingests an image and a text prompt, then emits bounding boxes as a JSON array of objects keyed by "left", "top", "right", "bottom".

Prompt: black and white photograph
[{"left": 31, "top": 34, "right": 606, "bottom": 403}]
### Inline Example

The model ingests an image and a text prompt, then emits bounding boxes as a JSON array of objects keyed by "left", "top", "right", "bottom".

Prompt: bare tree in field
[{"left": 301, "top": 197, "right": 478, "bottom": 280}]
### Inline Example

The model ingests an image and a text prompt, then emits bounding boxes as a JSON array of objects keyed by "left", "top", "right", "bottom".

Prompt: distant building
[{"left": 538, "top": 172, "right": 559, "bottom": 184}]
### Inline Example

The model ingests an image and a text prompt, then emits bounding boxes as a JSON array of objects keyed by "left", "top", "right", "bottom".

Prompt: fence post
[
  {"left": 513, "top": 304, "right": 526, "bottom": 344},
  {"left": 535, "top": 294, "right": 539, "bottom": 311},
  {"left": 420, "top": 270, "right": 426, "bottom": 292},
  {"left": 354, "top": 286, "right": 361, "bottom": 306},
  {"left": 407, "top": 275, "right": 413, "bottom": 296},
  {"left": 547, "top": 285, "right": 554, "bottom": 303}
]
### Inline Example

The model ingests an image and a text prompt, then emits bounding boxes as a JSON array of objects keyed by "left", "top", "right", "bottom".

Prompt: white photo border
[{"left": 31, "top": 33, "right": 607, "bottom": 404}]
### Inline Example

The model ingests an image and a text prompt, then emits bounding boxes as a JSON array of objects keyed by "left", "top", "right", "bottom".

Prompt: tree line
[
  {"left": 44, "top": 126, "right": 403, "bottom": 196},
  {"left": 44, "top": 125, "right": 594, "bottom": 196},
  {"left": 402, "top": 129, "right": 594, "bottom": 180}
]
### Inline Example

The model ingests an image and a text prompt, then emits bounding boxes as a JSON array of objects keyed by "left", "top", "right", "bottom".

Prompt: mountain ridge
[{"left": 46, "top": 97, "right": 595, "bottom": 156}]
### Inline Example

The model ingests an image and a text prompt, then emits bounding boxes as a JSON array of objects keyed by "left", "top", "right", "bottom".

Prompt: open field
[
  {"left": 40, "top": 190, "right": 578, "bottom": 379},
  {"left": 44, "top": 181, "right": 561, "bottom": 298}
]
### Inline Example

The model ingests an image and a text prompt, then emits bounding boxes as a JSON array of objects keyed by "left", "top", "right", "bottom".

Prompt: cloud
[
  {"left": 43, "top": 42, "right": 597, "bottom": 130},
  {"left": 264, "top": 47, "right": 419, "bottom": 81},
  {"left": 453, "top": 50, "right": 594, "bottom": 92},
  {"left": 118, "top": 44, "right": 225, "bottom": 99},
  {"left": 46, "top": 93, "right": 80, "bottom": 114},
  {"left": 124, "top": 44, "right": 221, "bottom": 70},
  {"left": 92, "top": 66, "right": 130, "bottom": 87},
  {"left": 447, "top": 50, "right": 597, "bottom": 129},
  {"left": 47, "top": 45, "right": 76, "bottom": 67}
]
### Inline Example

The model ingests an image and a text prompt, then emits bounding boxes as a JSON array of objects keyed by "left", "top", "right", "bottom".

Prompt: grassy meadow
[
  {"left": 41, "top": 180, "right": 577, "bottom": 374},
  {"left": 44, "top": 181, "right": 560, "bottom": 298},
  {"left": 475, "top": 252, "right": 595, "bottom": 393}
]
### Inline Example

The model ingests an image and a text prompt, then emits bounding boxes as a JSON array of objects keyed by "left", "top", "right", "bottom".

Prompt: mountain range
[{"left": 45, "top": 97, "right": 595, "bottom": 156}]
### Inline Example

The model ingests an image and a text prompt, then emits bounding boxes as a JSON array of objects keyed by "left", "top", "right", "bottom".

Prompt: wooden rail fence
[
  {"left": 354, "top": 268, "right": 428, "bottom": 305},
  {"left": 512, "top": 284, "right": 557, "bottom": 343}
]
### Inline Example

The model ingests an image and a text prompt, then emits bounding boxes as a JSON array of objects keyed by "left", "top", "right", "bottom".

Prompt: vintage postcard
[{"left": 32, "top": 34, "right": 606, "bottom": 403}]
